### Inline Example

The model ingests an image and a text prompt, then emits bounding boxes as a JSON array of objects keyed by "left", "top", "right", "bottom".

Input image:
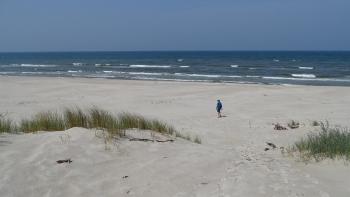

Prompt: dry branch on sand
[{"left": 274, "top": 123, "right": 287, "bottom": 130}]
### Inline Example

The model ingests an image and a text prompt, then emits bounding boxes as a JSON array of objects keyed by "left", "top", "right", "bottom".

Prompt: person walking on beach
[{"left": 216, "top": 99, "right": 223, "bottom": 118}]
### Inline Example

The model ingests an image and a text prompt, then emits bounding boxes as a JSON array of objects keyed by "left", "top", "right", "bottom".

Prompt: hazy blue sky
[{"left": 0, "top": 0, "right": 349, "bottom": 51}]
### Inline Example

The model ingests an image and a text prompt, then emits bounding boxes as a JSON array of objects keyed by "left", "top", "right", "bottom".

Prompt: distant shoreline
[{"left": 2, "top": 75, "right": 350, "bottom": 88}]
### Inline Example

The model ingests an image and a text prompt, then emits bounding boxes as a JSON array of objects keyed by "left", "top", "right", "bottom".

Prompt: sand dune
[{"left": 1, "top": 76, "right": 350, "bottom": 197}]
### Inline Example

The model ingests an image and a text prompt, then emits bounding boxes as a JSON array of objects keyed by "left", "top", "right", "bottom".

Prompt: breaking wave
[
  {"left": 298, "top": 66, "right": 314, "bottom": 70},
  {"left": 129, "top": 65, "right": 171, "bottom": 68},
  {"left": 291, "top": 74, "right": 316, "bottom": 78}
]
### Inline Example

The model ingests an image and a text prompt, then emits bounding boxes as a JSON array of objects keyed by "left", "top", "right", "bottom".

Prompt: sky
[{"left": 0, "top": 0, "right": 349, "bottom": 52}]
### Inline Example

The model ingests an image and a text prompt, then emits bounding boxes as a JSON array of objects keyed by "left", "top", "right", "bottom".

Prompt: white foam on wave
[
  {"left": 129, "top": 65, "right": 171, "bottom": 68},
  {"left": 68, "top": 70, "right": 82, "bottom": 73},
  {"left": 291, "top": 74, "right": 316, "bottom": 78},
  {"left": 298, "top": 66, "right": 314, "bottom": 70},
  {"left": 95, "top": 64, "right": 102, "bottom": 66},
  {"left": 18, "top": 64, "right": 57, "bottom": 68},
  {"left": 21, "top": 72, "right": 44, "bottom": 74},
  {"left": 100, "top": 71, "right": 126, "bottom": 74},
  {"left": 175, "top": 73, "right": 221, "bottom": 78},
  {"left": 132, "top": 76, "right": 211, "bottom": 83},
  {"left": 230, "top": 65, "right": 239, "bottom": 68},
  {"left": 72, "top": 63, "right": 83, "bottom": 66},
  {"left": 273, "top": 59, "right": 280, "bottom": 62},
  {"left": 179, "top": 66, "right": 190, "bottom": 68},
  {"left": 177, "top": 59, "right": 184, "bottom": 62},
  {"left": 262, "top": 76, "right": 304, "bottom": 80},
  {"left": 263, "top": 76, "right": 350, "bottom": 82}
]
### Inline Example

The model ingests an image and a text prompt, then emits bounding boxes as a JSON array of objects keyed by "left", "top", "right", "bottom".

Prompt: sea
[{"left": 1, "top": 51, "right": 350, "bottom": 86}]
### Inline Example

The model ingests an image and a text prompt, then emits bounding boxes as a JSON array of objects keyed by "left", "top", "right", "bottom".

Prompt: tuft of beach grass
[
  {"left": 193, "top": 135, "right": 202, "bottom": 144},
  {"left": 19, "top": 111, "right": 66, "bottom": 133},
  {"left": 0, "top": 118, "right": 15, "bottom": 133},
  {"left": 64, "top": 107, "right": 89, "bottom": 128},
  {"left": 289, "top": 121, "right": 350, "bottom": 161},
  {"left": 88, "top": 107, "right": 120, "bottom": 135}
]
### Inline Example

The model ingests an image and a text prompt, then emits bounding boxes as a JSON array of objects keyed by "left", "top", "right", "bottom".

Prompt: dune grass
[
  {"left": 1, "top": 107, "right": 195, "bottom": 142},
  {"left": 289, "top": 122, "right": 350, "bottom": 161},
  {"left": 20, "top": 111, "right": 66, "bottom": 133},
  {"left": 0, "top": 118, "right": 15, "bottom": 133},
  {"left": 64, "top": 107, "right": 89, "bottom": 128},
  {"left": 88, "top": 108, "right": 120, "bottom": 135},
  {"left": 193, "top": 135, "right": 202, "bottom": 144}
]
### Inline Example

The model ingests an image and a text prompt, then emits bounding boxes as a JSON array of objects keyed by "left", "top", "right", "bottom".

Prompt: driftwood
[
  {"left": 288, "top": 121, "right": 300, "bottom": 129},
  {"left": 129, "top": 138, "right": 174, "bottom": 143},
  {"left": 266, "top": 142, "right": 277, "bottom": 149},
  {"left": 274, "top": 123, "right": 287, "bottom": 130},
  {"left": 56, "top": 159, "right": 72, "bottom": 164}
]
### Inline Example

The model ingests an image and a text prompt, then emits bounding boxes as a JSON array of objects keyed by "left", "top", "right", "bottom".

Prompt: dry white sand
[{"left": 1, "top": 76, "right": 350, "bottom": 197}]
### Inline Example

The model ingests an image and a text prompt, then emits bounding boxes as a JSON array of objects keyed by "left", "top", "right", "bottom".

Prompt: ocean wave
[
  {"left": 263, "top": 76, "right": 350, "bottom": 82},
  {"left": 273, "top": 59, "right": 280, "bottom": 62},
  {"left": 174, "top": 73, "right": 242, "bottom": 78},
  {"left": 129, "top": 72, "right": 167, "bottom": 76},
  {"left": 291, "top": 74, "right": 316, "bottom": 78},
  {"left": 21, "top": 72, "right": 44, "bottom": 74},
  {"left": 179, "top": 66, "right": 190, "bottom": 68},
  {"left": 230, "top": 65, "right": 239, "bottom": 68},
  {"left": 72, "top": 62, "right": 83, "bottom": 66},
  {"left": 11, "top": 64, "right": 57, "bottom": 68},
  {"left": 262, "top": 76, "right": 314, "bottom": 81},
  {"left": 129, "top": 65, "right": 171, "bottom": 68},
  {"left": 0, "top": 72, "right": 17, "bottom": 74},
  {"left": 68, "top": 70, "right": 82, "bottom": 73},
  {"left": 132, "top": 76, "right": 211, "bottom": 83},
  {"left": 0, "top": 65, "right": 14, "bottom": 68},
  {"left": 84, "top": 74, "right": 115, "bottom": 78},
  {"left": 175, "top": 73, "right": 220, "bottom": 78},
  {"left": 298, "top": 66, "right": 314, "bottom": 70},
  {"left": 100, "top": 71, "right": 126, "bottom": 74},
  {"left": 177, "top": 59, "right": 184, "bottom": 62}
]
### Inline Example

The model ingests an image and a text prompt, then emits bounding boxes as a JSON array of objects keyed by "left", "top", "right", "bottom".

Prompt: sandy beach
[{"left": 1, "top": 76, "right": 350, "bottom": 197}]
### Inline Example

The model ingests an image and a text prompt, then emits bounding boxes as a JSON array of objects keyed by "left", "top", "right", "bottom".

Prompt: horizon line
[{"left": 1, "top": 49, "right": 350, "bottom": 53}]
